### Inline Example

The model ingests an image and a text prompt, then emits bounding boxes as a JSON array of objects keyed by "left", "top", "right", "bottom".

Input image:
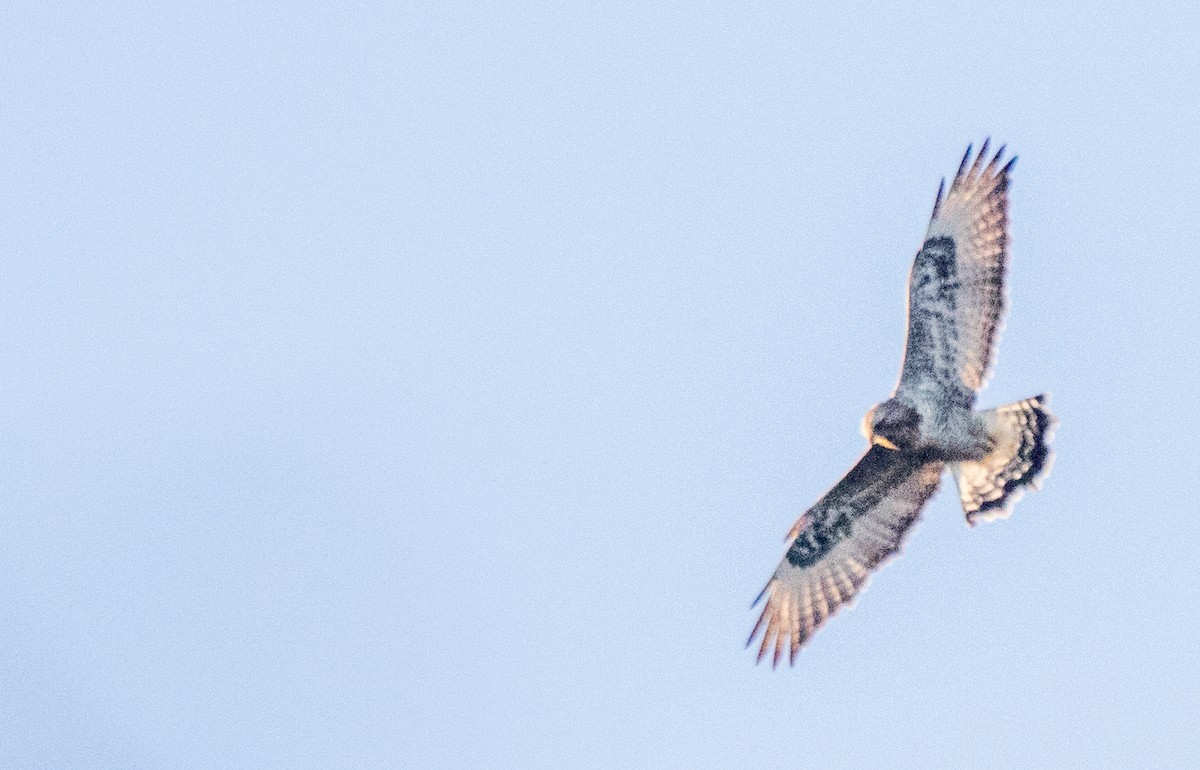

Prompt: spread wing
[
  {"left": 897, "top": 141, "right": 1015, "bottom": 409},
  {"left": 749, "top": 447, "right": 944, "bottom": 666}
]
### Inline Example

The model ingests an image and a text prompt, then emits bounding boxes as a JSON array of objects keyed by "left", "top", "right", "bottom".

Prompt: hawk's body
[{"left": 749, "top": 142, "right": 1057, "bottom": 667}]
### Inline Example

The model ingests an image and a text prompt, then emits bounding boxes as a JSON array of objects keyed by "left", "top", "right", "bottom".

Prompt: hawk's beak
[{"left": 872, "top": 435, "right": 899, "bottom": 451}]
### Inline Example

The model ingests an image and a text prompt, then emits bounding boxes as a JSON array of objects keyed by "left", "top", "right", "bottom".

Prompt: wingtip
[
  {"left": 989, "top": 144, "right": 1007, "bottom": 171},
  {"left": 746, "top": 597, "right": 770, "bottom": 648},
  {"left": 756, "top": 628, "right": 772, "bottom": 663},
  {"left": 951, "top": 139, "right": 1015, "bottom": 191},
  {"left": 969, "top": 138, "right": 990, "bottom": 177},
  {"left": 954, "top": 143, "right": 973, "bottom": 182}
]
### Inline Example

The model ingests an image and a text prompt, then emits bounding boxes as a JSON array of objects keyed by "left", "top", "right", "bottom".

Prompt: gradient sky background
[{"left": 3, "top": 2, "right": 1199, "bottom": 768}]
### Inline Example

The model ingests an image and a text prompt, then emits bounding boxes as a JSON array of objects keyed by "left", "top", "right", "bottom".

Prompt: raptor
[{"left": 748, "top": 141, "right": 1057, "bottom": 667}]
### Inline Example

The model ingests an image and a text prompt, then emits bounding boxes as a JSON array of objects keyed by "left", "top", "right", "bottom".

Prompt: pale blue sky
[{"left": 2, "top": 2, "right": 1198, "bottom": 768}]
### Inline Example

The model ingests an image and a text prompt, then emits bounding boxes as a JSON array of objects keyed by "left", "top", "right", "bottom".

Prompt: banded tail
[{"left": 952, "top": 395, "right": 1058, "bottom": 525}]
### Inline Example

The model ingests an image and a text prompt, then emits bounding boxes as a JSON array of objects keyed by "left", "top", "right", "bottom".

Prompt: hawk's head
[{"left": 861, "top": 398, "right": 922, "bottom": 451}]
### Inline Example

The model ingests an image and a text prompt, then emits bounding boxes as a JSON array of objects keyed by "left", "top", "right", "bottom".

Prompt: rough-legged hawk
[{"left": 749, "top": 141, "right": 1057, "bottom": 667}]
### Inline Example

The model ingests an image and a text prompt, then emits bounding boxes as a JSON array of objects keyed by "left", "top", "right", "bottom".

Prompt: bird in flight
[{"left": 748, "top": 141, "right": 1057, "bottom": 667}]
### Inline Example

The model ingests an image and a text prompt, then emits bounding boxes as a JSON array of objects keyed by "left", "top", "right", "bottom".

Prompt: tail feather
[{"left": 953, "top": 395, "right": 1057, "bottom": 525}]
